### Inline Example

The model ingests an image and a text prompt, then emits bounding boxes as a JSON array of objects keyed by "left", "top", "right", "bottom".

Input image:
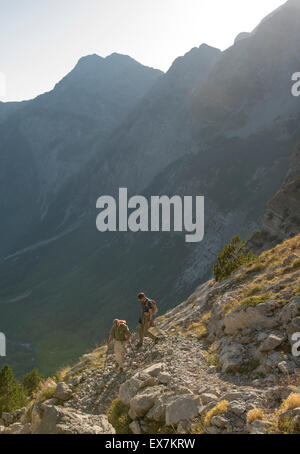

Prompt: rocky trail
[{"left": 1, "top": 235, "right": 300, "bottom": 434}]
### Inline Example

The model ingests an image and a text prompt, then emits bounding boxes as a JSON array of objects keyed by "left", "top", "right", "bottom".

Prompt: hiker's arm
[
  {"left": 107, "top": 327, "right": 114, "bottom": 346},
  {"left": 148, "top": 309, "right": 153, "bottom": 327}
]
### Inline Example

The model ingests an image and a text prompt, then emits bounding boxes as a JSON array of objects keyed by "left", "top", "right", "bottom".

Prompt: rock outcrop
[{"left": 248, "top": 144, "right": 300, "bottom": 253}]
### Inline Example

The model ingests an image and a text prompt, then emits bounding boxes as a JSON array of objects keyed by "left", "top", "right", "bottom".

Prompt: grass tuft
[
  {"left": 33, "top": 378, "right": 57, "bottom": 403},
  {"left": 204, "top": 400, "right": 229, "bottom": 426},
  {"left": 247, "top": 408, "right": 265, "bottom": 424}
]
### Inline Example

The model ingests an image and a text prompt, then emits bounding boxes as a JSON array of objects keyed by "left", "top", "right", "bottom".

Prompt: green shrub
[
  {"left": 213, "top": 235, "right": 256, "bottom": 282},
  {"left": 239, "top": 292, "right": 271, "bottom": 310},
  {"left": 22, "top": 368, "right": 44, "bottom": 397},
  {"left": 107, "top": 398, "right": 132, "bottom": 434},
  {"left": 0, "top": 365, "right": 28, "bottom": 416}
]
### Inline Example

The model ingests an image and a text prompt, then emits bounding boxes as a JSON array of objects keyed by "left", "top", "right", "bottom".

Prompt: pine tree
[
  {"left": 213, "top": 235, "right": 256, "bottom": 282},
  {"left": 0, "top": 365, "right": 28, "bottom": 416},
  {"left": 22, "top": 368, "right": 44, "bottom": 397}
]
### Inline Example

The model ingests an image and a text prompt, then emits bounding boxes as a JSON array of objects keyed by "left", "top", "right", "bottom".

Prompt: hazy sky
[{"left": 0, "top": 0, "right": 285, "bottom": 102}]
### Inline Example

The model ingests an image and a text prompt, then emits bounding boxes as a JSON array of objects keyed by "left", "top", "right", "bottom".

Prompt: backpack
[
  {"left": 149, "top": 299, "right": 158, "bottom": 315},
  {"left": 116, "top": 320, "right": 130, "bottom": 340}
]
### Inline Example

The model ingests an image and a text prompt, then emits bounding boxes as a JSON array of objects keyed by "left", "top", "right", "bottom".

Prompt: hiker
[
  {"left": 137, "top": 292, "right": 159, "bottom": 348},
  {"left": 107, "top": 319, "right": 131, "bottom": 372}
]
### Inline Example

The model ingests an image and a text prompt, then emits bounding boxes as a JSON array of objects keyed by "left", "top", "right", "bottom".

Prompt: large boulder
[
  {"left": 165, "top": 395, "right": 201, "bottom": 426},
  {"left": 259, "top": 334, "right": 285, "bottom": 352},
  {"left": 145, "top": 395, "right": 174, "bottom": 422},
  {"left": 280, "top": 297, "right": 300, "bottom": 325},
  {"left": 119, "top": 369, "right": 158, "bottom": 407},
  {"left": 119, "top": 377, "right": 142, "bottom": 406},
  {"left": 143, "top": 363, "right": 165, "bottom": 377},
  {"left": 129, "top": 386, "right": 163, "bottom": 419},
  {"left": 219, "top": 343, "right": 245, "bottom": 373},
  {"left": 4, "top": 422, "right": 31, "bottom": 434},
  {"left": 33, "top": 405, "right": 115, "bottom": 434},
  {"left": 54, "top": 382, "right": 73, "bottom": 401},
  {"left": 224, "top": 304, "right": 278, "bottom": 335},
  {"left": 200, "top": 393, "right": 219, "bottom": 405},
  {"left": 129, "top": 420, "right": 142, "bottom": 434}
]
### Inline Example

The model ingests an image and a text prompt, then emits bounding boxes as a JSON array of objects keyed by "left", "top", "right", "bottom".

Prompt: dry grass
[
  {"left": 293, "top": 284, "right": 300, "bottom": 296},
  {"left": 281, "top": 258, "right": 300, "bottom": 275},
  {"left": 247, "top": 408, "right": 265, "bottom": 424},
  {"left": 204, "top": 400, "right": 229, "bottom": 426},
  {"left": 280, "top": 393, "right": 300, "bottom": 413},
  {"left": 273, "top": 392, "right": 300, "bottom": 434},
  {"left": 187, "top": 312, "right": 211, "bottom": 340},
  {"left": 55, "top": 365, "right": 71, "bottom": 382},
  {"left": 33, "top": 378, "right": 57, "bottom": 403},
  {"left": 222, "top": 234, "right": 300, "bottom": 316},
  {"left": 246, "top": 284, "right": 261, "bottom": 296}
]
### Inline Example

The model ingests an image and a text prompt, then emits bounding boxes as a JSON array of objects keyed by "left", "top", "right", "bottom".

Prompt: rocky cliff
[
  {"left": 2, "top": 233, "right": 299, "bottom": 434},
  {"left": 248, "top": 144, "right": 300, "bottom": 253}
]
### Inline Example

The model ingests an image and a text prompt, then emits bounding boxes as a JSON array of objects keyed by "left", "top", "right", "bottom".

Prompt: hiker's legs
[
  {"left": 114, "top": 341, "right": 125, "bottom": 368},
  {"left": 141, "top": 314, "right": 158, "bottom": 342},
  {"left": 138, "top": 322, "right": 145, "bottom": 345}
]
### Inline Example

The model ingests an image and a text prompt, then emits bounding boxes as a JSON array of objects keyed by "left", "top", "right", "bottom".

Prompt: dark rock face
[{"left": 248, "top": 144, "right": 300, "bottom": 253}]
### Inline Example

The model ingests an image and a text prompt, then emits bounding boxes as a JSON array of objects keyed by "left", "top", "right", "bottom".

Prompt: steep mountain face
[
  {"left": 192, "top": 0, "right": 300, "bottom": 137},
  {"left": 1, "top": 234, "right": 300, "bottom": 435},
  {"left": 0, "top": 101, "right": 24, "bottom": 124},
  {"left": 248, "top": 143, "right": 300, "bottom": 253},
  {"left": 88, "top": 44, "right": 222, "bottom": 195},
  {"left": 0, "top": 55, "right": 162, "bottom": 255},
  {"left": 1, "top": 1, "right": 300, "bottom": 378}
]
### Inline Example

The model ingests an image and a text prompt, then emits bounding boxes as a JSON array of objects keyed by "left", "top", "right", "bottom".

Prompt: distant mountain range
[
  {"left": 0, "top": 54, "right": 162, "bottom": 256},
  {"left": 0, "top": 0, "right": 300, "bottom": 377}
]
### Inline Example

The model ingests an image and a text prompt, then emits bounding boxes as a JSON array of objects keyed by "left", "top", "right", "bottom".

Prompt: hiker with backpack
[
  {"left": 136, "top": 292, "right": 159, "bottom": 348},
  {"left": 107, "top": 319, "right": 131, "bottom": 372}
]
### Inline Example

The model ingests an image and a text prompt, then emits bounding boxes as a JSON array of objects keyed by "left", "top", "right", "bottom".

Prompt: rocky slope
[{"left": 1, "top": 234, "right": 299, "bottom": 434}]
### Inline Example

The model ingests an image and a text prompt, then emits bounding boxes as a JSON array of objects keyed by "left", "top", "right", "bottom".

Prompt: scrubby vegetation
[
  {"left": 213, "top": 235, "right": 256, "bottom": 282},
  {"left": 32, "top": 377, "right": 56, "bottom": 403},
  {"left": 107, "top": 398, "right": 132, "bottom": 434},
  {"left": 187, "top": 313, "right": 211, "bottom": 340},
  {"left": 22, "top": 368, "right": 44, "bottom": 397},
  {"left": 0, "top": 365, "right": 28, "bottom": 416}
]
